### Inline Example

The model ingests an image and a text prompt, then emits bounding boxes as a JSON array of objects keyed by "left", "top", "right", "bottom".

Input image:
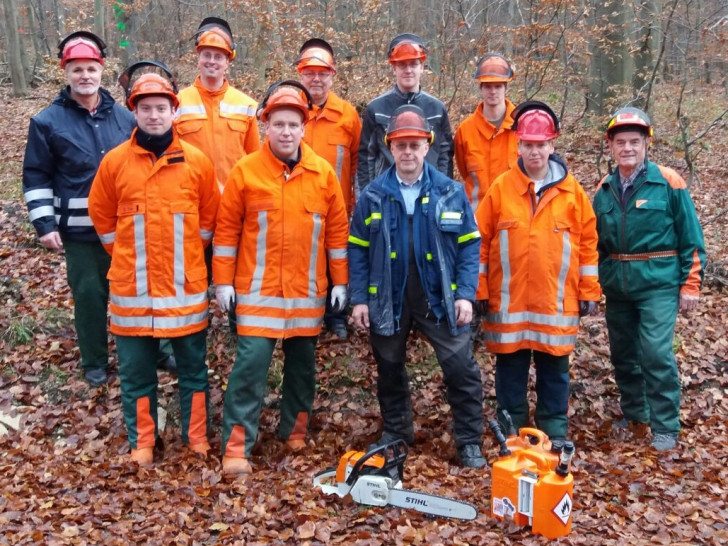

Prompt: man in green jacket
[{"left": 593, "top": 107, "right": 705, "bottom": 452}]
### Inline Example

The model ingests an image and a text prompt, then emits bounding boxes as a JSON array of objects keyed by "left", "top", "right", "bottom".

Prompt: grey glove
[{"left": 579, "top": 300, "right": 596, "bottom": 317}]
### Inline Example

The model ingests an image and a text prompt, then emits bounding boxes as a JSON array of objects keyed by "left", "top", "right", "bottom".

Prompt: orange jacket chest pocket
[
  {"left": 175, "top": 119, "right": 205, "bottom": 137},
  {"left": 227, "top": 118, "right": 251, "bottom": 138}
]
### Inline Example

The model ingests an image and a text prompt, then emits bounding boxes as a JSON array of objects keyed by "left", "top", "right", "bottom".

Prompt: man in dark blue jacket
[
  {"left": 356, "top": 33, "right": 453, "bottom": 191},
  {"left": 349, "top": 105, "right": 485, "bottom": 468},
  {"left": 22, "top": 31, "right": 175, "bottom": 386}
]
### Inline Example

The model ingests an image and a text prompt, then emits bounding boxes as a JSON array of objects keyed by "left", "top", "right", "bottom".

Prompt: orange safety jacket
[
  {"left": 176, "top": 77, "right": 260, "bottom": 190},
  {"left": 454, "top": 99, "right": 518, "bottom": 209},
  {"left": 89, "top": 129, "right": 220, "bottom": 338},
  {"left": 475, "top": 156, "right": 600, "bottom": 356},
  {"left": 213, "top": 140, "right": 349, "bottom": 338},
  {"left": 302, "top": 91, "right": 361, "bottom": 216}
]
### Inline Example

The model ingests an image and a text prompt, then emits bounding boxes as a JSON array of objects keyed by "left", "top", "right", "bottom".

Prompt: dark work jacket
[
  {"left": 348, "top": 162, "right": 480, "bottom": 336},
  {"left": 22, "top": 87, "right": 135, "bottom": 242}
]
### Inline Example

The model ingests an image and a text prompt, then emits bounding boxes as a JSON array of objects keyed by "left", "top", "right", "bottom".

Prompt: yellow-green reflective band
[
  {"left": 458, "top": 230, "right": 481, "bottom": 244},
  {"left": 348, "top": 235, "right": 370, "bottom": 247},
  {"left": 426, "top": 253, "right": 433, "bottom": 261},
  {"left": 451, "top": 283, "right": 457, "bottom": 290},
  {"left": 391, "top": 252, "right": 397, "bottom": 259},
  {"left": 441, "top": 211, "right": 462, "bottom": 220},
  {"left": 364, "top": 212, "right": 382, "bottom": 226},
  {"left": 368, "top": 286, "right": 378, "bottom": 294},
  {"left": 422, "top": 196, "right": 430, "bottom": 204}
]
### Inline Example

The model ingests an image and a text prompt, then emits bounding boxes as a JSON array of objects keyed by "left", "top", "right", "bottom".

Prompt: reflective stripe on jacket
[
  {"left": 303, "top": 91, "right": 361, "bottom": 216},
  {"left": 349, "top": 163, "right": 480, "bottom": 337},
  {"left": 475, "top": 155, "right": 600, "bottom": 356},
  {"left": 23, "top": 87, "right": 135, "bottom": 242},
  {"left": 356, "top": 85, "right": 453, "bottom": 191},
  {"left": 213, "top": 141, "right": 349, "bottom": 338},
  {"left": 89, "top": 129, "right": 220, "bottom": 338},
  {"left": 176, "top": 77, "right": 260, "bottom": 190},
  {"left": 593, "top": 161, "right": 705, "bottom": 299},
  {"left": 454, "top": 99, "right": 518, "bottom": 210}
]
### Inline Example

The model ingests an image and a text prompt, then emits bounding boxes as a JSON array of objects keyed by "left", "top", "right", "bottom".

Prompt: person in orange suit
[
  {"left": 213, "top": 81, "right": 349, "bottom": 477},
  {"left": 454, "top": 53, "right": 519, "bottom": 211},
  {"left": 295, "top": 37, "right": 361, "bottom": 340},
  {"left": 89, "top": 62, "right": 220, "bottom": 465},
  {"left": 475, "top": 101, "right": 600, "bottom": 441}
]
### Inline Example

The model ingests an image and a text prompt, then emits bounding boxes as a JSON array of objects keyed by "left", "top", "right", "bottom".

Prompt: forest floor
[{"left": 1, "top": 82, "right": 727, "bottom": 545}]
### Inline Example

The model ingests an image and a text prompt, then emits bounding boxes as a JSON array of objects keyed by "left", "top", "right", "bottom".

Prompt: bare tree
[{"left": 2, "top": 0, "right": 28, "bottom": 95}]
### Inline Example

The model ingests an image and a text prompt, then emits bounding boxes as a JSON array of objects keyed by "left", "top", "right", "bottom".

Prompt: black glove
[
  {"left": 476, "top": 300, "right": 488, "bottom": 316},
  {"left": 579, "top": 300, "right": 596, "bottom": 317}
]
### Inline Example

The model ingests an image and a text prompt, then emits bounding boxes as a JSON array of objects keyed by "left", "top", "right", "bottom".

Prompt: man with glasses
[
  {"left": 349, "top": 105, "right": 485, "bottom": 468},
  {"left": 356, "top": 33, "right": 453, "bottom": 191},
  {"left": 295, "top": 38, "right": 361, "bottom": 340}
]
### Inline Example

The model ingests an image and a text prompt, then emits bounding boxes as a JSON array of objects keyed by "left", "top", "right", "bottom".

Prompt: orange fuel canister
[{"left": 491, "top": 429, "right": 574, "bottom": 540}]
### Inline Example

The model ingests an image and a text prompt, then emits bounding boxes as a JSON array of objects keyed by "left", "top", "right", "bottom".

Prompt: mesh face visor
[
  {"left": 386, "top": 105, "right": 432, "bottom": 140},
  {"left": 474, "top": 54, "right": 514, "bottom": 82},
  {"left": 389, "top": 41, "right": 427, "bottom": 63}
]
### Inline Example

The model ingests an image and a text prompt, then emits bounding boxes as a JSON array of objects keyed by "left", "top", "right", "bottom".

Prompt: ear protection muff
[
  {"left": 257, "top": 79, "right": 314, "bottom": 120},
  {"left": 193, "top": 17, "right": 237, "bottom": 60},
  {"left": 118, "top": 60, "right": 179, "bottom": 108}
]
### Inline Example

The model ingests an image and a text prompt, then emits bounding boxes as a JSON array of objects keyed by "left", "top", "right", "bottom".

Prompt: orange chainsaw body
[{"left": 491, "top": 428, "right": 573, "bottom": 540}]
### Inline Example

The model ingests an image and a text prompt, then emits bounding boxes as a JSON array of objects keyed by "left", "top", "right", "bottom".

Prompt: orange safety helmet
[
  {"left": 388, "top": 33, "right": 427, "bottom": 64},
  {"left": 257, "top": 80, "right": 313, "bottom": 123},
  {"left": 58, "top": 30, "right": 106, "bottom": 68},
  {"left": 474, "top": 53, "right": 515, "bottom": 83},
  {"left": 384, "top": 104, "right": 435, "bottom": 145},
  {"left": 606, "top": 107, "right": 653, "bottom": 139},
  {"left": 512, "top": 101, "right": 560, "bottom": 141},
  {"left": 119, "top": 60, "right": 179, "bottom": 110},
  {"left": 295, "top": 38, "right": 336, "bottom": 72},
  {"left": 194, "top": 17, "right": 236, "bottom": 60}
]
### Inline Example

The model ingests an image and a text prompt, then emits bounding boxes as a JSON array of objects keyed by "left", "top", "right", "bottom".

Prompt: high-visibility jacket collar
[
  {"left": 476, "top": 98, "right": 516, "bottom": 136},
  {"left": 194, "top": 74, "right": 229, "bottom": 97}
]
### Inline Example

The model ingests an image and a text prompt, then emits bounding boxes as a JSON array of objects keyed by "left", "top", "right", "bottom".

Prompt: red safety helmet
[
  {"left": 512, "top": 101, "right": 560, "bottom": 141},
  {"left": 295, "top": 38, "right": 336, "bottom": 72},
  {"left": 194, "top": 17, "right": 236, "bottom": 60},
  {"left": 474, "top": 53, "right": 515, "bottom": 83},
  {"left": 58, "top": 30, "right": 106, "bottom": 68},
  {"left": 384, "top": 104, "right": 435, "bottom": 145},
  {"left": 258, "top": 80, "right": 312, "bottom": 123},
  {"left": 388, "top": 33, "right": 427, "bottom": 64},
  {"left": 606, "top": 107, "right": 653, "bottom": 139}
]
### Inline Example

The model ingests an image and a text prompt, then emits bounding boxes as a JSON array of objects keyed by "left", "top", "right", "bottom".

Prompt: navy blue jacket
[
  {"left": 356, "top": 85, "right": 453, "bottom": 191},
  {"left": 348, "top": 162, "right": 480, "bottom": 336},
  {"left": 22, "top": 87, "right": 134, "bottom": 242}
]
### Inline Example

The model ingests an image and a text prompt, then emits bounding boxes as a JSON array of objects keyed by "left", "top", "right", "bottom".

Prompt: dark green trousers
[
  {"left": 116, "top": 330, "right": 209, "bottom": 449},
  {"left": 605, "top": 290, "right": 681, "bottom": 434},
  {"left": 222, "top": 335, "right": 317, "bottom": 458},
  {"left": 64, "top": 240, "right": 111, "bottom": 371}
]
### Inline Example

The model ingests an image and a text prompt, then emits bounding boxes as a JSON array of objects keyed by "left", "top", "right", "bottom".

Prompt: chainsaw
[{"left": 312, "top": 439, "right": 478, "bottom": 520}]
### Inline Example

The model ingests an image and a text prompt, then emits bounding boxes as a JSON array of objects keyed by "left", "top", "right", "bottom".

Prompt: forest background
[{"left": 1, "top": 0, "right": 727, "bottom": 544}]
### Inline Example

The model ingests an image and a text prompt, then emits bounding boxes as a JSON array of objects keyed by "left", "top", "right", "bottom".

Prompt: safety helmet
[
  {"left": 58, "top": 30, "right": 106, "bottom": 68},
  {"left": 384, "top": 104, "right": 435, "bottom": 145},
  {"left": 388, "top": 33, "right": 427, "bottom": 64},
  {"left": 295, "top": 38, "right": 336, "bottom": 72},
  {"left": 119, "top": 61, "right": 179, "bottom": 110},
  {"left": 512, "top": 101, "right": 560, "bottom": 141},
  {"left": 258, "top": 80, "right": 312, "bottom": 123},
  {"left": 474, "top": 53, "right": 514, "bottom": 83},
  {"left": 194, "top": 17, "right": 236, "bottom": 60},
  {"left": 606, "top": 107, "right": 653, "bottom": 139}
]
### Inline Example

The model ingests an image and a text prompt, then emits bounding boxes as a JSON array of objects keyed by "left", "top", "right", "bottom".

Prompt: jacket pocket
[
  {"left": 633, "top": 199, "right": 669, "bottom": 232},
  {"left": 437, "top": 209, "right": 465, "bottom": 233},
  {"left": 185, "top": 266, "right": 208, "bottom": 294},
  {"left": 175, "top": 119, "right": 205, "bottom": 136},
  {"left": 227, "top": 118, "right": 251, "bottom": 134},
  {"left": 107, "top": 266, "right": 137, "bottom": 297}
]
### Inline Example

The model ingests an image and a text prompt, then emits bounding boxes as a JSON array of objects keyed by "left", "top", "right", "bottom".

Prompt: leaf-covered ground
[{"left": 1, "top": 85, "right": 727, "bottom": 545}]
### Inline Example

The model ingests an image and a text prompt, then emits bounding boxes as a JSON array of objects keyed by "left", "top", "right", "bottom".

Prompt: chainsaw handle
[{"left": 345, "top": 439, "right": 408, "bottom": 486}]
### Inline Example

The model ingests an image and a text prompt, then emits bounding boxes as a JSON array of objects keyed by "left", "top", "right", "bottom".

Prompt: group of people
[{"left": 22, "top": 19, "right": 706, "bottom": 476}]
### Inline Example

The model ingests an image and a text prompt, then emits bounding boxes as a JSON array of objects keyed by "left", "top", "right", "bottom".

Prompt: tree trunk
[
  {"left": 587, "top": 0, "right": 629, "bottom": 114},
  {"left": 54, "top": 0, "right": 65, "bottom": 36},
  {"left": 94, "top": 0, "right": 105, "bottom": 42},
  {"left": 2, "top": 0, "right": 28, "bottom": 95},
  {"left": 632, "top": 0, "right": 659, "bottom": 108}
]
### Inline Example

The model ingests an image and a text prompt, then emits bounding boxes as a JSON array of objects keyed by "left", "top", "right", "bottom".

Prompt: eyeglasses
[
  {"left": 300, "top": 70, "right": 333, "bottom": 80},
  {"left": 391, "top": 141, "right": 427, "bottom": 151}
]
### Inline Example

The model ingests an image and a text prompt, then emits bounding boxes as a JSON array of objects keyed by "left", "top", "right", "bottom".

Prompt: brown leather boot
[
  {"left": 188, "top": 440, "right": 211, "bottom": 456},
  {"left": 222, "top": 456, "right": 252, "bottom": 476},
  {"left": 130, "top": 447, "right": 154, "bottom": 466}
]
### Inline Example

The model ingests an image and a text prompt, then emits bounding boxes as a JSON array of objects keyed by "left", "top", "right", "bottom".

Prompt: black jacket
[
  {"left": 22, "top": 87, "right": 134, "bottom": 242},
  {"left": 356, "top": 85, "right": 453, "bottom": 191}
]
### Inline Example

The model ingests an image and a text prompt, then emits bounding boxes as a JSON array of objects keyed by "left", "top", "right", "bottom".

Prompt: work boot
[
  {"left": 285, "top": 438, "right": 306, "bottom": 452},
  {"left": 85, "top": 368, "right": 107, "bottom": 387},
  {"left": 222, "top": 456, "right": 252, "bottom": 476},
  {"left": 457, "top": 444, "right": 488, "bottom": 469},
  {"left": 650, "top": 433, "right": 677, "bottom": 452},
  {"left": 328, "top": 322, "right": 348, "bottom": 340},
  {"left": 367, "top": 431, "right": 413, "bottom": 452},
  {"left": 188, "top": 440, "right": 211, "bottom": 456},
  {"left": 157, "top": 355, "right": 177, "bottom": 374},
  {"left": 130, "top": 447, "right": 154, "bottom": 466}
]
